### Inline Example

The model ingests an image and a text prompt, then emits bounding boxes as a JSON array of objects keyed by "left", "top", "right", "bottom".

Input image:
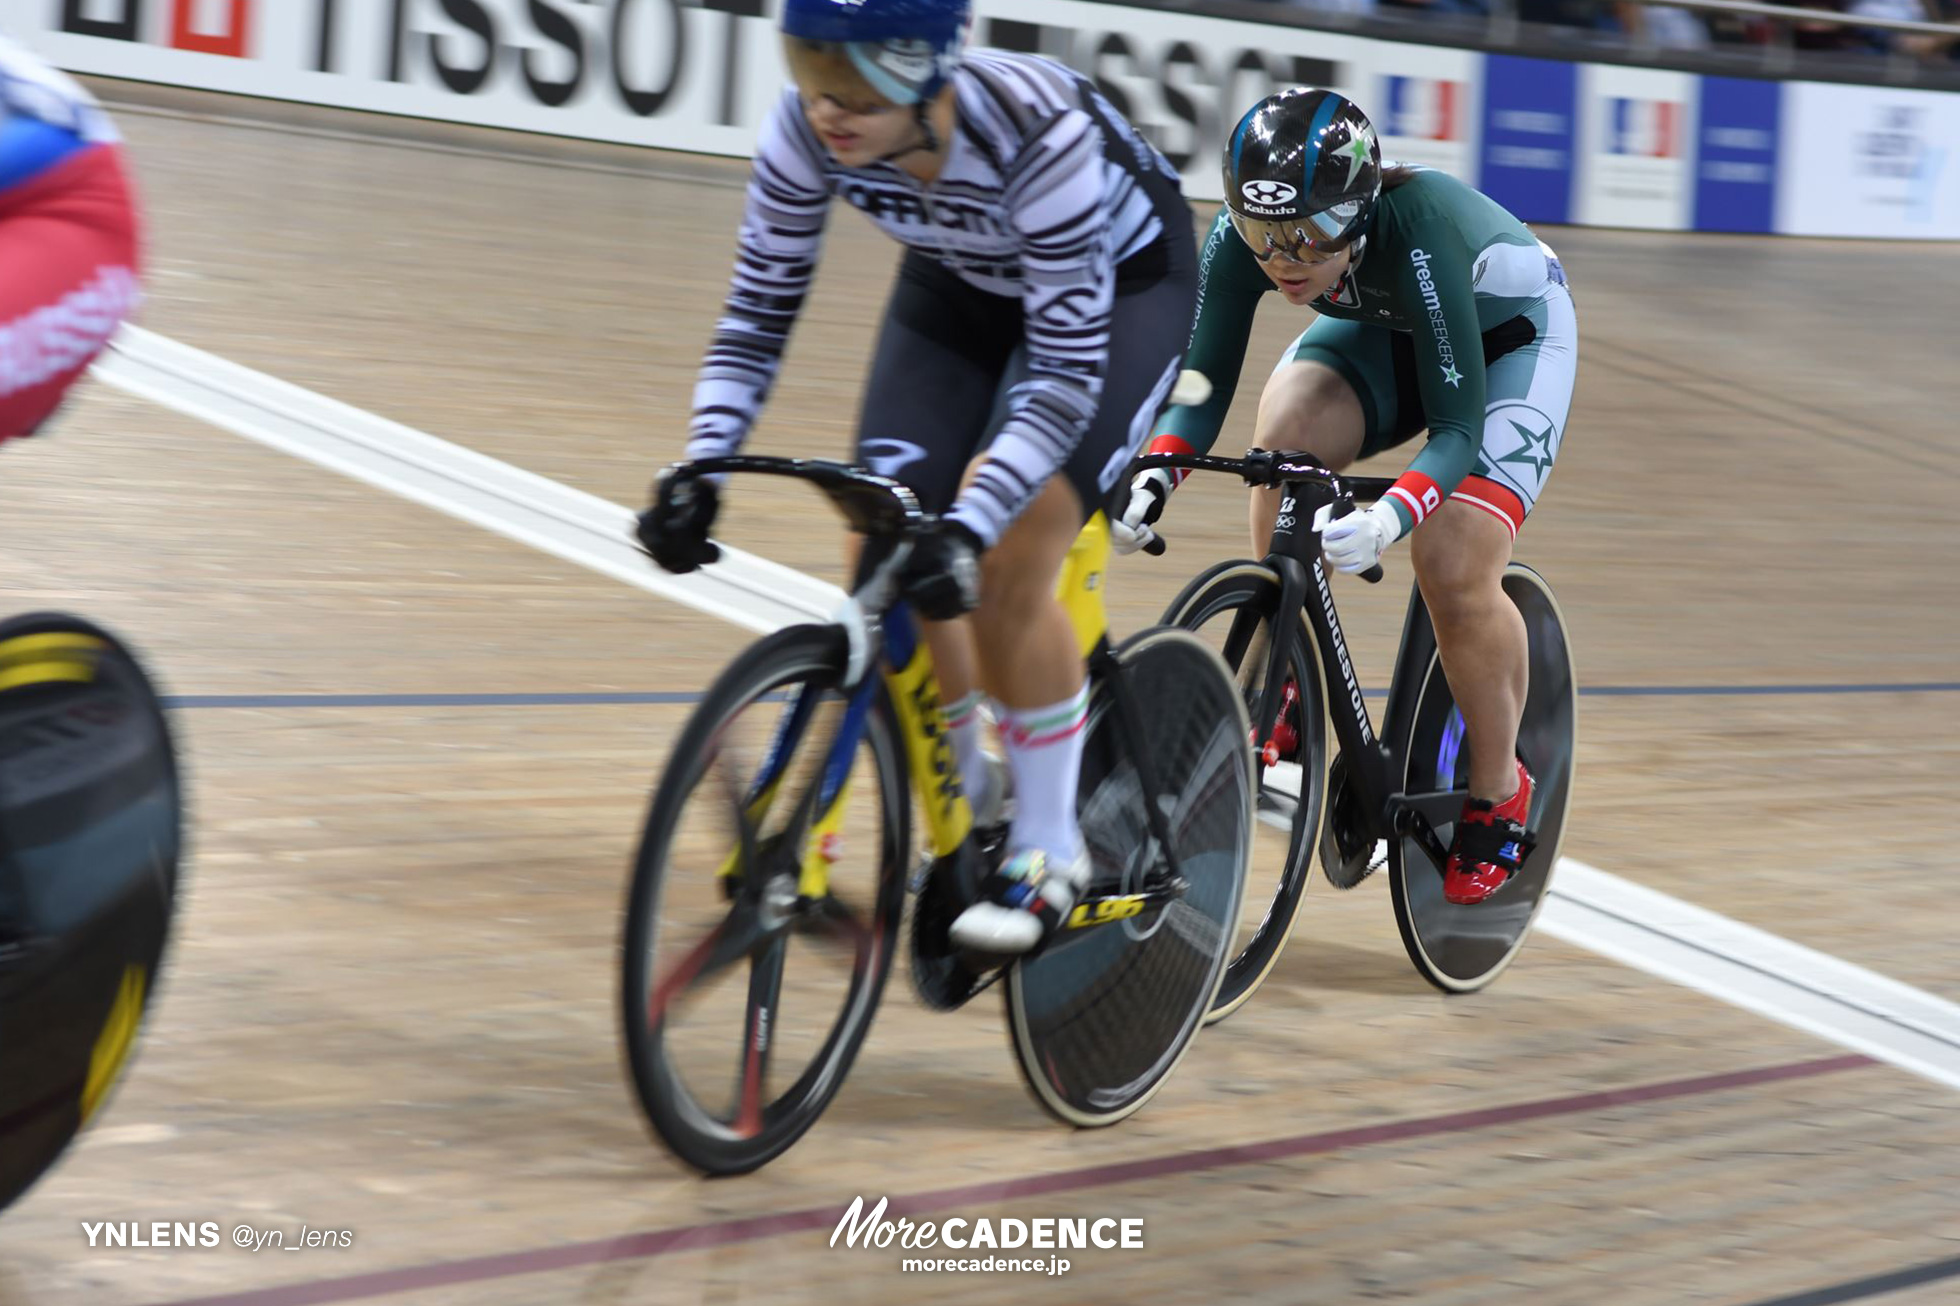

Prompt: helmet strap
[{"left": 877, "top": 97, "right": 944, "bottom": 166}]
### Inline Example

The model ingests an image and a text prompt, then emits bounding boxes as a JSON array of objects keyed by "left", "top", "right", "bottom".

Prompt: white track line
[
  {"left": 1539, "top": 863, "right": 1960, "bottom": 1091},
  {"left": 91, "top": 329, "right": 1960, "bottom": 1095},
  {"left": 94, "top": 327, "right": 841, "bottom": 634}
]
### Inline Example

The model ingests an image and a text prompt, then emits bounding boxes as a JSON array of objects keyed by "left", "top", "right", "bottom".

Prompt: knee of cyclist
[
  {"left": 975, "top": 553, "right": 1053, "bottom": 619},
  {"left": 1415, "top": 562, "right": 1504, "bottom": 632}
]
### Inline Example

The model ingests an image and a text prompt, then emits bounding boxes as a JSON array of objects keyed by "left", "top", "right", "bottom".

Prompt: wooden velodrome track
[{"left": 1, "top": 84, "right": 1957, "bottom": 1306}]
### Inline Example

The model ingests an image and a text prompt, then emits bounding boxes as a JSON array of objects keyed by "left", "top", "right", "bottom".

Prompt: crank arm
[{"left": 1390, "top": 804, "right": 1452, "bottom": 876}]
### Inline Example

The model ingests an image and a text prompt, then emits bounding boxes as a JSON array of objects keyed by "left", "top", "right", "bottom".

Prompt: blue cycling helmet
[{"left": 781, "top": 0, "right": 971, "bottom": 109}]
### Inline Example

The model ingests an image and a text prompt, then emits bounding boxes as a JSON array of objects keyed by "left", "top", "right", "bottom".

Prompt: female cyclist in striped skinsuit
[{"left": 637, "top": 0, "right": 1199, "bottom": 953}]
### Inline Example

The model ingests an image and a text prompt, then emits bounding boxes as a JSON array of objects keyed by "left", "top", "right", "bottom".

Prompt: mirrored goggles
[
  {"left": 783, "top": 36, "right": 937, "bottom": 115},
  {"left": 1228, "top": 208, "right": 1356, "bottom": 266}
]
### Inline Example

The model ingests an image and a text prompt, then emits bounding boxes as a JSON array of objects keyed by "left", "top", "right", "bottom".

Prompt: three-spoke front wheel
[{"left": 620, "top": 625, "right": 908, "bottom": 1175}]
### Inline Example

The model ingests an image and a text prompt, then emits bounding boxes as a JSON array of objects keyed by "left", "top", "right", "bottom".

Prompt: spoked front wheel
[
  {"left": 1005, "top": 627, "right": 1254, "bottom": 1126},
  {"left": 1389, "top": 564, "right": 1577, "bottom": 993},
  {"left": 620, "top": 625, "right": 908, "bottom": 1175},
  {"left": 1162, "top": 560, "right": 1327, "bottom": 1024}
]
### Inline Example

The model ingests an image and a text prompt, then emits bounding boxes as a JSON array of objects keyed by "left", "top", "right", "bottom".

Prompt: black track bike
[{"left": 1134, "top": 449, "right": 1576, "bottom": 1014}]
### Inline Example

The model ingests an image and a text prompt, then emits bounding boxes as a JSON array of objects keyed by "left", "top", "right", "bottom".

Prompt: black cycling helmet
[{"left": 1223, "top": 88, "right": 1381, "bottom": 263}]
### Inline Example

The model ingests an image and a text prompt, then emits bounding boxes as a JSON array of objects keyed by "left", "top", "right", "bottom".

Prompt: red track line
[{"left": 143, "top": 1053, "right": 1872, "bottom": 1306}]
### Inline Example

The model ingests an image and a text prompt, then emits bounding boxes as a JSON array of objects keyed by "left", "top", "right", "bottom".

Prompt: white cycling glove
[
  {"left": 1110, "top": 467, "right": 1172, "bottom": 556},
  {"left": 1318, "top": 500, "right": 1404, "bottom": 575}
]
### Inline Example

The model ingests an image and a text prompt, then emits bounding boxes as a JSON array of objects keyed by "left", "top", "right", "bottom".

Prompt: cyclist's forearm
[
  {"left": 1385, "top": 426, "right": 1481, "bottom": 534},
  {"left": 1154, "top": 385, "right": 1234, "bottom": 456},
  {"left": 1385, "top": 229, "right": 1486, "bottom": 534},
  {"left": 687, "top": 99, "right": 830, "bottom": 458},
  {"left": 949, "top": 361, "right": 1104, "bottom": 546},
  {"left": 1155, "top": 217, "right": 1263, "bottom": 455}
]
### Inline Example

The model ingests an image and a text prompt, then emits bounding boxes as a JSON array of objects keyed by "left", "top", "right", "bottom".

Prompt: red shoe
[
  {"left": 1256, "top": 678, "right": 1304, "bottom": 768},
  {"left": 1443, "top": 759, "right": 1536, "bottom": 906}
]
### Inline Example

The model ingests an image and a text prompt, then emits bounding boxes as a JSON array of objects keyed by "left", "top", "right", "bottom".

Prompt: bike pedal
[
  {"left": 954, "top": 946, "right": 1015, "bottom": 976},
  {"left": 973, "top": 820, "right": 1012, "bottom": 872}
]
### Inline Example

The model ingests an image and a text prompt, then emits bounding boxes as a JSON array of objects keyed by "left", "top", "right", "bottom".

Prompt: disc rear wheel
[
  {"left": 1389, "top": 565, "right": 1576, "bottom": 993},
  {"left": 1005, "top": 627, "right": 1254, "bottom": 1125}
]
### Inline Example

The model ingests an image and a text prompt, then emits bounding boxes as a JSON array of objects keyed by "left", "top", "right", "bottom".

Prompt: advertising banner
[
  {"left": 1777, "top": 80, "right": 1960, "bottom": 239},
  {"left": 1574, "top": 63, "right": 1694, "bottom": 230},
  {"left": 1478, "top": 54, "right": 1577, "bottom": 226},
  {"left": 1374, "top": 48, "right": 1482, "bottom": 184},
  {"left": 17, "top": 2, "right": 1960, "bottom": 237},
  {"left": 20, "top": 0, "right": 1383, "bottom": 200},
  {"left": 1693, "top": 75, "right": 1781, "bottom": 235},
  {"left": 21, "top": 0, "right": 788, "bottom": 158}
]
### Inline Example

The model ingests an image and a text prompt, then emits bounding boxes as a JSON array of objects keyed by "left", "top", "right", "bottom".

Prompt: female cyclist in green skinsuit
[{"left": 1113, "top": 88, "right": 1578, "bottom": 906}]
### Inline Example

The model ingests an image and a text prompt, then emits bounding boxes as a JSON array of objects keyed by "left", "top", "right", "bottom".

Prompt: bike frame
[
  {"left": 663, "top": 458, "right": 1190, "bottom": 931},
  {"left": 1132, "top": 450, "right": 1463, "bottom": 869}
]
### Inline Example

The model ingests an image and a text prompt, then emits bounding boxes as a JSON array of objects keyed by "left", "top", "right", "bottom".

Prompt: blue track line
[{"left": 158, "top": 683, "right": 1960, "bottom": 710}]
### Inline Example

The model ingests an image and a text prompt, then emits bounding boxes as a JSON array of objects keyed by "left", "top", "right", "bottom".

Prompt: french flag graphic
[
  {"left": 1382, "top": 77, "right": 1461, "bottom": 142},
  {"left": 1608, "top": 99, "right": 1681, "bottom": 158}
]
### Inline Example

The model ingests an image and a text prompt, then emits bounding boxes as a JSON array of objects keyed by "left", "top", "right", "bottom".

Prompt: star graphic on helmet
[
  {"left": 1342, "top": 124, "right": 1376, "bottom": 188},
  {"left": 1497, "top": 418, "right": 1556, "bottom": 477},
  {"left": 1440, "top": 363, "right": 1463, "bottom": 388}
]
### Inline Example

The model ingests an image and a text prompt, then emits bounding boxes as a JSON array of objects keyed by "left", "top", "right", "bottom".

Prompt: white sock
[
  {"left": 944, "top": 691, "right": 993, "bottom": 814},
  {"left": 1001, "top": 682, "right": 1090, "bottom": 863}
]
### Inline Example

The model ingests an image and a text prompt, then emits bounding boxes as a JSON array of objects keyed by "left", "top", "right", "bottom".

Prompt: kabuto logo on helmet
[{"left": 1241, "top": 180, "right": 1299, "bottom": 208}]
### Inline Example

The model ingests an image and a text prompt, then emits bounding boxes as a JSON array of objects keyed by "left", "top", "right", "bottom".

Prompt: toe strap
[{"left": 1456, "top": 817, "right": 1537, "bottom": 873}]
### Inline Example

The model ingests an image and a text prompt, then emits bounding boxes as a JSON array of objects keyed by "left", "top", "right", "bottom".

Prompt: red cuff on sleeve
[
  {"left": 1384, "top": 471, "right": 1444, "bottom": 533},
  {"left": 1146, "top": 433, "right": 1196, "bottom": 485}
]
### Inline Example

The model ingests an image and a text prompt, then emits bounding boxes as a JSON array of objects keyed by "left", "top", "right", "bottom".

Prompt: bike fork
[{"left": 1248, "top": 555, "right": 1313, "bottom": 762}]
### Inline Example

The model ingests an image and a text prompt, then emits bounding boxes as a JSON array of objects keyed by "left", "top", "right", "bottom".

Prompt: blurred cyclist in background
[
  {"left": 638, "top": 1, "right": 1199, "bottom": 954},
  {"left": 0, "top": 40, "right": 167, "bottom": 1222},
  {"left": 0, "top": 35, "right": 141, "bottom": 441}
]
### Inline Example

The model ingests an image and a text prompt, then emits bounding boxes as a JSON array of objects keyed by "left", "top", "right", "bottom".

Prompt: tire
[
  {"left": 1005, "top": 626, "right": 1253, "bottom": 1126},
  {"left": 620, "top": 624, "right": 907, "bottom": 1174},
  {"left": 1162, "top": 561, "right": 1326, "bottom": 1023},
  {"left": 1388, "top": 564, "right": 1577, "bottom": 993},
  {"left": 0, "top": 613, "right": 184, "bottom": 1214}
]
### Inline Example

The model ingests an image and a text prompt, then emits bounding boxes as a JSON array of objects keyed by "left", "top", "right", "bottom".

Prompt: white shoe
[{"left": 949, "top": 846, "right": 1090, "bottom": 955}]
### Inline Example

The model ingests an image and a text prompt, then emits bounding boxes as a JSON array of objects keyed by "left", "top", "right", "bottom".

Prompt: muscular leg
[
  {"left": 1246, "top": 362, "right": 1367, "bottom": 556},
  {"left": 1409, "top": 500, "right": 1526, "bottom": 803},
  {"left": 943, "top": 472, "right": 1094, "bottom": 952},
  {"left": 916, "top": 470, "right": 1084, "bottom": 838},
  {"left": 964, "top": 479, "right": 1085, "bottom": 708}
]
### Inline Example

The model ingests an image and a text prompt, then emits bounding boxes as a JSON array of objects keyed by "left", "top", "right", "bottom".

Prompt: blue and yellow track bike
[{"left": 621, "top": 458, "right": 1254, "bottom": 1175}]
